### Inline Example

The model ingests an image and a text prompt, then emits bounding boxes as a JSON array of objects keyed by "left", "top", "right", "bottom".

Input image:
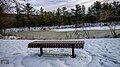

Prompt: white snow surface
[
  {"left": 51, "top": 26, "right": 120, "bottom": 32},
  {"left": 0, "top": 39, "right": 120, "bottom": 67}
]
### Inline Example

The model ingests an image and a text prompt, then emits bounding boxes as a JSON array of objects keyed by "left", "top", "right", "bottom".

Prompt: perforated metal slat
[{"left": 28, "top": 41, "right": 84, "bottom": 48}]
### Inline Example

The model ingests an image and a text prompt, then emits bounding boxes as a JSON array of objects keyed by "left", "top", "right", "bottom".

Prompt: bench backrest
[{"left": 28, "top": 41, "right": 84, "bottom": 48}]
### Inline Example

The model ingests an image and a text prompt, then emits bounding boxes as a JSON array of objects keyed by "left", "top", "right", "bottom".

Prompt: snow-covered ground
[
  {"left": 51, "top": 26, "right": 120, "bottom": 32},
  {"left": 0, "top": 39, "right": 120, "bottom": 67}
]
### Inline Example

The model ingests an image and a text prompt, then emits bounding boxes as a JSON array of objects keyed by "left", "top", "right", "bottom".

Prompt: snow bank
[
  {"left": 0, "top": 39, "right": 120, "bottom": 67},
  {"left": 51, "top": 26, "right": 120, "bottom": 32}
]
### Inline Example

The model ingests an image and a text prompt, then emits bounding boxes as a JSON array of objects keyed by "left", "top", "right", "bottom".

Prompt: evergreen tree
[
  {"left": 56, "top": 8, "right": 61, "bottom": 26},
  {"left": 71, "top": 4, "right": 82, "bottom": 28}
]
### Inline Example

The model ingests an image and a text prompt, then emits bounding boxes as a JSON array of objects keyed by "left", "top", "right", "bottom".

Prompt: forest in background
[{"left": 0, "top": 0, "right": 120, "bottom": 33}]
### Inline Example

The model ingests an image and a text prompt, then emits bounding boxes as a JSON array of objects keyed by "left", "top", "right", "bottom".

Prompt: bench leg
[
  {"left": 71, "top": 47, "right": 76, "bottom": 58},
  {"left": 39, "top": 48, "right": 43, "bottom": 56}
]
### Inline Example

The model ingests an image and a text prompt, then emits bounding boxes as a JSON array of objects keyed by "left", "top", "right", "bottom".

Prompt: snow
[
  {"left": 0, "top": 39, "right": 120, "bottom": 67},
  {"left": 51, "top": 26, "right": 120, "bottom": 32}
]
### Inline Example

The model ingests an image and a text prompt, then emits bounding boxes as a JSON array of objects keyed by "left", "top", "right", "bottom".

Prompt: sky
[{"left": 18, "top": 0, "right": 120, "bottom": 11}]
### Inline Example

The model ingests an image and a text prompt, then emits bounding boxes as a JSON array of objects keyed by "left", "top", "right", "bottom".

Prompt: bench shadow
[{"left": 34, "top": 53, "right": 70, "bottom": 58}]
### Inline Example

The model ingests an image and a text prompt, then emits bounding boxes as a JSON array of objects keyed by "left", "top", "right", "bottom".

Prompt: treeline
[
  {"left": 0, "top": 1, "right": 120, "bottom": 29},
  {"left": 16, "top": 1, "right": 120, "bottom": 28}
]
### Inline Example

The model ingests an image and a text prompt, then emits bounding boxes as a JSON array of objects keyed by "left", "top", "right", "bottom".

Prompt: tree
[
  {"left": 56, "top": 8, "right": 61, "bottom": 26},
  {"left": 61, "top": 7, "right": 67, "bottom": 25},
  {"left": 71, "top": 4, "right": 90, "bottom": 39},
  {"left": 44, "top": 11, "right": 53, "bottom": 26},
  {"left": 100, "top": 2, "right": 112, "bottom": 21},
  {"left": 90, "top": 1, "right": 102, "bottom": 20},
  {"left": 39, "top": 7, "right": 45, "bottom": 26},
  {"left": 51, "top": 11, "right": 56, "bottom": 26},
  {"left": 23, "top": 3, "right": 35, "bottom": 28},
  {"left": 104, "top": 16, "right": 120, "bottom": 37},
  {"left": 64, "top": 11, "right": 72, "bottom": 25},
  {"left": 0, "top": 0, "right": 17, "bottom": 34},
  {"left": 81, "top": 5, "right": 85, "bottom": 15},
  {"left": 15, "top": 3, "right": 24, "bottom": 28},
  {"left": 99, "top": 1, "right": 120, "bottom": 37},
  {"left": 71, "top": 4, "right": 82, "bottom": 28},
  {"left": 81, "top": 5, "right": 90, "bottom": 38}
]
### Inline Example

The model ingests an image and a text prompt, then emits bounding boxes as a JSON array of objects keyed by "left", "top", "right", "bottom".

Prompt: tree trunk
[{"left": 0, "top": 29, "right": 2, "bottom": 34}]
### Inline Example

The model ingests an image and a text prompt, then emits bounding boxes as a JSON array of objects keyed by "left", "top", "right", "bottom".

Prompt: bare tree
[
  {"left": 81, "top": 23, "right": 90, "bottom": 38},
  {"left": 106, "top": 16, "right": 120, "bottom": 37},
  {"left": 0, "top": 0, "right": 21, "bottom": 34}
]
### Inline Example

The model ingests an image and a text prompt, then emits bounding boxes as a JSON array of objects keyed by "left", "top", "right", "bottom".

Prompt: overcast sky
[{"left": 18, "top": 0, "right": 119, "bottom": 11}]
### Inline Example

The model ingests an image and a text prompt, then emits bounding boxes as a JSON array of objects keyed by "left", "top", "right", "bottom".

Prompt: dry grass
[{"left": 12, "top": 29, "right": 120, "bottom": 40}]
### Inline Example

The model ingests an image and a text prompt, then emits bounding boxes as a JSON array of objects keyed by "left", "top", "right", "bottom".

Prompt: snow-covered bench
[{"left": 28, "top": 40, "right": 84, "bottom": 58}]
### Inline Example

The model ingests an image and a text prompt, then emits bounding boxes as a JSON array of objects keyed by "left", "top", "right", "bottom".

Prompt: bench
[{"left": 28, "top": 40, "right": 84, "bottom": 58}]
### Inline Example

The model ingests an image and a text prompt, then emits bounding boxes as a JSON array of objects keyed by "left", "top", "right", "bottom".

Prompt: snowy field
[
  {"left": 51, "top": 26, "right": 120, "bottom": 32},
  {"left": 4, "top": 26, "right": 120, "bottom": 33},
  {"left": 0, "top": 39, "right": 120, "bottom": 67}
]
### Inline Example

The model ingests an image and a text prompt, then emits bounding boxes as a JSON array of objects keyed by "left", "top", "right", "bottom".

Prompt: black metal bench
[{"left": 28, "top": 40, "right": 84, "bottom": 58}]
